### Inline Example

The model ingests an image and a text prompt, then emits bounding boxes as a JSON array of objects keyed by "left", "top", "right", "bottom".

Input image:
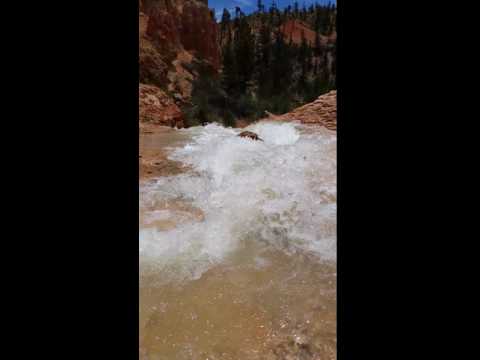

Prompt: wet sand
[{"left": 139, "top": 124, "right": 191, "bottom": 182}]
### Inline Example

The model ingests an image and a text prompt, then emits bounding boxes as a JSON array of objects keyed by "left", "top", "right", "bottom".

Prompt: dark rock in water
[{"left": 238, "top": 131, "right": 263, "bottom": 141}]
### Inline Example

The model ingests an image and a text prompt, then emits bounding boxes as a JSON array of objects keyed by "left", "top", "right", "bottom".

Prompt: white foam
[
  {"left": 248, "top": 121, "right": 301, "bottom": 145},
  {"left": 140, "top": 122, "right": 336, "bottom": 281}
]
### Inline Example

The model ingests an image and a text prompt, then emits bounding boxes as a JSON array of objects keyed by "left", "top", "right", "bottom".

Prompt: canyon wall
[{"left": 139, "top": 0, "right": 220, "bottom": 127}]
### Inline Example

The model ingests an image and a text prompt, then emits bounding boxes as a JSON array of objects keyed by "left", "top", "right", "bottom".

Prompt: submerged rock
[{"left": 238, "top": 131, "right": 263, "bottom": 141}]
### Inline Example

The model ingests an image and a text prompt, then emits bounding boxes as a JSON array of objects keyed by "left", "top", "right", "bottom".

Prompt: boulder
[{"left": 238, "top": 131, "right": 263, "bottom": 141}]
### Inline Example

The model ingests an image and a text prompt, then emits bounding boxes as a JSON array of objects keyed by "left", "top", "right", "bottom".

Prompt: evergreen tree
[
  {"left": 298, "top": 31, "right": 309, "bottom": 93},
  {"left": 272, "top": 30, "right": 292, "bottom": 95},
  {"left": 234, "top": 6, "right": 242, "bottom": 28},
  {"left": 301, "top": 3, "right": 307, "bottom": 20},
  {"left": 314, "top": 30, "right": 321, "bottom": 56},
  {"left": 202, "top": 0, "right": 336, "bottom": 125},
  {"left": 313, "top": 58, "right": 319, "bottom": 75},
  {"left": 233, "top": 13, "right": 255, "bottom": 94},
  {"left": 220, "top": 8, "right": 231, "bottom": 45},
  {"left": 257, "top": 0, "right": 264, "bottom": 13},
  {"left": 294, "top": 1, "right": 299, "bottom": 17},
  {"left": 284, "top": 5, "right": 292, "bottom": 17},
  {"left": 222, "top": 34, "right": 237, "bottom": 93},
  {"left": 269, "top": 0, "right": 277, "bottom": 14},
  {"left": 314, "top": 6, "right": 321, "bottom": 31},
  {"left": 255, "top": 20, "right": 273, "bottom": 97},
  {"left": 269, "top": 0, "right": 279, "bottom": 25}
]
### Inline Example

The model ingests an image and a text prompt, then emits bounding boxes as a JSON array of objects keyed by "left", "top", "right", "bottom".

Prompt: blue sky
[{"left": 209, "top": 0, "right": 336, "bottom": 20}]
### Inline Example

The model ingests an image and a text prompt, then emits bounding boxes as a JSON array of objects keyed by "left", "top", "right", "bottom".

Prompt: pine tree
[
  {"left": 233, "top": 13, "right": 255, "bottom": 94},
  {"left": 298, "top": 31, "right": 309, "bottom": 93},
  {"left": 214, "top": 0, "right": 335, "bottom": 124},
  {"left": 222, "top": 34, "right": 237, "bottom": 93},
  {"left": 256, "top": 20, "right": 273, "bottom": 97},
  {"left": 301, "top": 3, "right": 307, "bottom": 20},
  {"left": 272, "top": 30, "right": 291, "bottom": 96},
  {"left": 314, "top": 30, "right": 321, "bottom": 56},
  {"left": 234, "top": 6, "right": 242, "bottom": 26},
  {"left": 294, "top": 1, "right": 299, "bottom": 18},
  {"left": 314, "top": 6, "right": 321, "bottom": 32},
  {"left": 313, "top": 58, "right": 319, "bottom": 75},
  {"left": 257, "top": 0, "right": 264, "bottom": 13},
  {"left": 269, "top": 0, "right": 279, "bottom": 25},
  {"left": 220, "top": 8, "right": 231, "bottom": 45},
  {"left": 284, "top": 5, "right": 292, "bottom": 17},
  {"left": 269, "top": 0, "right": 277, "bottom": 14}
]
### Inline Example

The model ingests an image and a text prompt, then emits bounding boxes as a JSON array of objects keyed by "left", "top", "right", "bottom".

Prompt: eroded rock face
[
  {"left": 139, "top": 84, "right": 185, "bottom": 128},
  {"left": 180, "top": 1, "right": 220, "bottom": 71},
  {"left": 140, "top": 1, "right": 172, "bottom": 87},
  {"left": 146, "top": 1, "right": 182, "bottom": 57},
  {"left": 281, "top": 20, "right": 321, "bottom": 47},
  {"left": 140, "top": 0, "right": 220, "bottom": 89},
  {"left": 280, "top": 19, "right": 336, "bottom": 48},
  {"left": 139, "top": 37, "right": 169, "bottom": 87},
  {"left": 139, "top": 0, "right": 221, "bottom": 125},
  {"left": 266, "top": 91, "right": 337, "bottom": 131}
]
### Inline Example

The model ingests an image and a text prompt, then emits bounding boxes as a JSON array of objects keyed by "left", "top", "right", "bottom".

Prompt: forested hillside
[{"left": 184, "top": 1, "right": 336, "bottom": 126}]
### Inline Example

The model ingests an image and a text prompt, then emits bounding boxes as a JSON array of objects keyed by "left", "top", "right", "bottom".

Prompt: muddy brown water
[
  {"left": 140, "top": 246, "right": 336, "bottom": 360},
  {"left": 139, "top": 125, "right": 336, "bottom": 360},
  {"left": 140, "top": 128, "right": 192, "bottom": 181}
]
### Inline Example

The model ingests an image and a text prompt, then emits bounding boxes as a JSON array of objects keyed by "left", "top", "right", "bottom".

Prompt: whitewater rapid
[{"left": 139, "top": 121, "right": 336, "bottom": 282}]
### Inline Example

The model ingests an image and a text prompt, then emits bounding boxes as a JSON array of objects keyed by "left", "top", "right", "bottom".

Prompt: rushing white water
[{"left": 139, "top": 121, "right": 336, "bottom": 282}]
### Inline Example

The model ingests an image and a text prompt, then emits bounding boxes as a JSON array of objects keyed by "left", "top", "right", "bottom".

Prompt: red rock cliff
[
  {"left": 142, "top": 0, "right": 220, "bottom": 71},
  {"left": 280, "top": 20, "right": 334, "bottom": 48},
  {"left": 139, "top": 0, "right": 220, "bottom": 127},
  {"left": 180, "top": 2, "right": 220, "bottom": 70}
]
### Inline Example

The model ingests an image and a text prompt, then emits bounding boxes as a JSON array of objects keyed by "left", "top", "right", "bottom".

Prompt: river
[{"left": 139, "top": 121, "right": 336, "bottom": 359}]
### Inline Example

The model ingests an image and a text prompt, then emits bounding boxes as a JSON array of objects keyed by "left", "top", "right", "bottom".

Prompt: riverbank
[{"left": 139, "top": 123, "right": 190, "bottom": 182}]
